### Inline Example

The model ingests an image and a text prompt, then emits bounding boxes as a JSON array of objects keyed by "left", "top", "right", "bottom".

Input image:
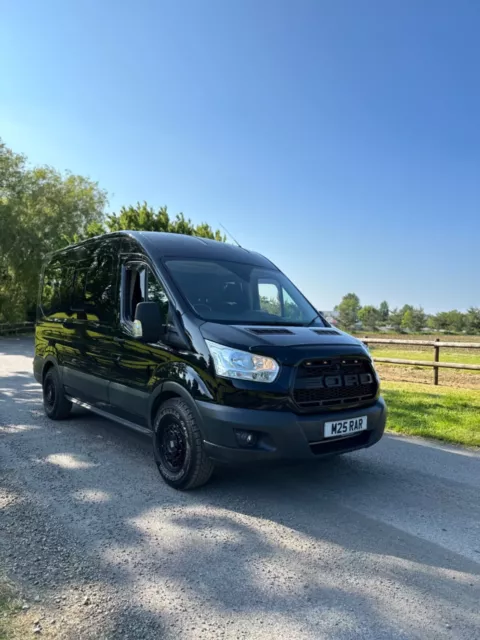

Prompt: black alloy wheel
[
  {"left": 42, "top": 367, "right": 72, "bottom": 420},
  {"left": 153, "top": 398, "right": 214, "bottom": 490},
  {"left": 158, "top": 415, "right": 187, "bottom": 474}
]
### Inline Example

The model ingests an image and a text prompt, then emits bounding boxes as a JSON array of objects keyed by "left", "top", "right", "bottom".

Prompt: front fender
[
  {"left": 34, "top": 352, "right": 60, "bottom": 384},
  {"left": 147, "top": 363, "right": 216, "bottom": 438},
  {"left": 152, "top": 361, "right": 214, "bottom": 402}
]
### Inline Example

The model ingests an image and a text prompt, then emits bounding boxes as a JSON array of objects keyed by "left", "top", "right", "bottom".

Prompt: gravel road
[{"left": 1, "top": 336, "right": 479, "bottom": 639}]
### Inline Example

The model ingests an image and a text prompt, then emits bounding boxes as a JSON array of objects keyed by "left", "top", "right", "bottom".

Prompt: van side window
[
  {"left": 258, "top": 280, "right": 281, "bottom": 316},
  {"left": 147, "top": 269, "right": 169, "bottom": 321},
  {"left": 282, "top": 287, "right": 302, "bottom": 321},
  {"left": 41, "top": 264, "right": 63, "bottom": 317},
  {"left": 257, "top": 279, "right": 303, "bottom": 321},
  {"left": 123, "top": 264, "right": 147, "bottom": 322},
  {"left": 59, "top": 268, "right": 74, "bottom": 311},
  {"left": 123, "top": 264, "right": 169, "bottom": 324},
  {"left": 84, "top": 255, "right": 115, "bottom": 323},
  {"left": 72, "top": 269, "right": 87, "bottom": 311}
]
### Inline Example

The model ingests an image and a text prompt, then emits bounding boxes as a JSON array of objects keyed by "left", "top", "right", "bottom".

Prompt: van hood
[{"left": 199, "top": 323, "right": 368, "bottom": 364}]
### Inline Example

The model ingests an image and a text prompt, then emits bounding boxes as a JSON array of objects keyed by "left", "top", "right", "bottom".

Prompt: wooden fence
[
  {"left": 362, "top": 337, "right": 480, "bottom": 385},
  {"left": 0, "top": 322, "right": 34, "bottom": 336}
]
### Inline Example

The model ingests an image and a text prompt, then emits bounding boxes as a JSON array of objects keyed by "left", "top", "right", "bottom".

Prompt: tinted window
[
  {"left": 41, "top": 248, "right": 115, "bottom": 322},
  {"left": 72, "top": 269, "right": 87, "bottom": 311},
  {"left": 41, "top": 263, "right": 63, "bottom": 317},
  {"left": 147, "top": 269, "right": 169, "bottom": 320},
  {"left": 123, "top": 263, "right": 169, "bottom": 323},
  {"left": 123, "top": 264, "right": 147, "bottom": 321},
  {"left": 84, "top": 255, "right": 115, "bottom": 322}
]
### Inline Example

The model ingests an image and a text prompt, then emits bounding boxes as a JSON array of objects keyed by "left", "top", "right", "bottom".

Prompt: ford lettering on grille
[
  {"left": 293, "top": 357, "right": 378, "bottom": 410},
  {"left": 304, "top": 373, "right": 374, "bottom": 390}
]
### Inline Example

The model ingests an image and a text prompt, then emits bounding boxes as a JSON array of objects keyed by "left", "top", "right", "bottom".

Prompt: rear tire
[
  {"left": 42, "top": 368, "right": 72, "bottom": 420},
  {"left": 153, "top": 398, "right": 214, "bottom": 490}
]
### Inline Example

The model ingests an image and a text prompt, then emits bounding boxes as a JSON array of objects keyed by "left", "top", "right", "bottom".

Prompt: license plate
[{"left": 324, "top": 416, "right": 367, "bottom": 438}]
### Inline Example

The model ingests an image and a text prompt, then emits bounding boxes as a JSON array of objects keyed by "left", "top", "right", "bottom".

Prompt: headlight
[{"left": 205, "top": 340, "right": 280, "bottom": 383}]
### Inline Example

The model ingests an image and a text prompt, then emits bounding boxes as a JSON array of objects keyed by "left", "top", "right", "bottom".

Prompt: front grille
[
  {"left": 292, "top": 356, "right": 377, "bottom": 411},
  {"left": 301, "top": 359, "right": 365, "bottom": 378},
  {"left": 294, "top": 383, "right": 375, "bottom": 407}
]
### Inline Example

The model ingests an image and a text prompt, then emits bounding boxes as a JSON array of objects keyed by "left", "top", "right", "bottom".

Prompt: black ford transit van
[{"left": 34, "top": 231, "right": 386, "bottom": 489}]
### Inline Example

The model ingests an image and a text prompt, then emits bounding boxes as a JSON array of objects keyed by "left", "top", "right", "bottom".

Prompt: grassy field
[{"left": 382, "top": 380, "right": 480, "bottom": 447}]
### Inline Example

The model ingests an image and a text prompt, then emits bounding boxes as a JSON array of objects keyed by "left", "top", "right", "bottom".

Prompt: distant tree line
[
  {"left": 334, "top": 294, "right": 480, "bottom": 335},
  {"left": 0, "top": 139, "right": 224, "bottom": 323}
]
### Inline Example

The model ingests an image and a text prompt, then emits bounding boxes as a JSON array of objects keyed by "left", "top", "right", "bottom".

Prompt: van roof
[
  {"left": 131, "top": 231, "right": 274, "bottom": 268},
  {"left": 49, "top": 231, "right": 276, "bottom": 269}
]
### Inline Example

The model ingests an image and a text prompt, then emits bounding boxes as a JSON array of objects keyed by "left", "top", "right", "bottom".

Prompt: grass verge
[{"left": 382, "top": 381, "right": 480, "bottom": 447}]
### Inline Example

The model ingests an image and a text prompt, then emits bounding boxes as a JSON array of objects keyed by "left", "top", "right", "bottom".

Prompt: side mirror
[{"left": 134, "top": 302, "right": 164, "bottom": 343}]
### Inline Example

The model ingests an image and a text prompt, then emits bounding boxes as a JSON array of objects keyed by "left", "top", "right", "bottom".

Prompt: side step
[{"left": 67, "top": 396, "right": 152, "bottom": 437}]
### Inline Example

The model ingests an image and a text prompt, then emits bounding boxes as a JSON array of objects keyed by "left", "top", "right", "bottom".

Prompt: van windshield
[{"left": 165, "top": 258, "right": 323, "bottom": 326}]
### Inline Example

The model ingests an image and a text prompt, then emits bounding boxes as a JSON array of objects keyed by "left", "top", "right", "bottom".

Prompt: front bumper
[{"left": 197, "top": 398, "right": 387, "bottom": 464}]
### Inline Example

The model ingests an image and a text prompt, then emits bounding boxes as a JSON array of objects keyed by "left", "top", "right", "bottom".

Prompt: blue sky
[{"left": 1, "top": 0, "right": 479, "bottom": 313}]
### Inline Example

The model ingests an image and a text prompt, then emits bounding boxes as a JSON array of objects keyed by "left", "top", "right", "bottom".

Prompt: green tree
[
  {"left": 444, "top": 310, "right": 465, "bottom": 333},
  {"left": 335, "top": 293, "right": 361, "bottom": 331},
  {"left": 0, "top": 141, "right": 227, "bottom": 323},
  {"left": 379, "top": 300, "right": 389, "bottom": 322},
  {"left": 428, "top": 311, "right": 448, "bottom": 331},
  {"left": 427, "top": 310, "right": 465, "bottom": 333},
  {"left": 388, "top": 307, "right": 403, "bottom": 332},
  {"left": 427, "top": 314, "right": 440, "bottom": 331},
  {"left": 358, "top": 305, "right": 381, "bottom": 331},
  {"left": 412, "top": 307, "right": 427, "bottom": 332},
  {"left": 465, "top": 308, "right": 480, "bottom": 334},
  {"left": 0, "top": 140, "right": 107, "bottom": 323},
  {"left": 105, "top": 203, "right": 225, "bottom": 241},
  {"left": 401, "top": 309, "right": 414, "bottom": 331},
  {"left": 401, "top": 306, "right": 427, "bottom": 332}
]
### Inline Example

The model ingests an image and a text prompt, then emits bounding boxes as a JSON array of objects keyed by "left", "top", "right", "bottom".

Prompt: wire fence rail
[
  {"left": 0, "top": 322, "right": 35, "bottom": 336},
  {"left": 362, "top": 336, "right": 480, "bottom": 385}
]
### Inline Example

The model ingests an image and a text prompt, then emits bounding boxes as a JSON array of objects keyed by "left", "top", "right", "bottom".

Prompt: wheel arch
[
  {"left": 41, "top": 356, "right": 60, "bottom": 382},
  {"left": 149, "top": 381, "right": 206, "bottom": 436}
]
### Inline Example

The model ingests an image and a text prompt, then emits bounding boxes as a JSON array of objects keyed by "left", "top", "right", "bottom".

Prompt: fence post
[{"left": 434, "top": 338, "right": 440, "bottom": 385}]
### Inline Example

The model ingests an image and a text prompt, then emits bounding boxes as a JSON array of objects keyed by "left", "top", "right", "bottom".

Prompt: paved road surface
[{"left": 1, "top": 336, "right": 479, "bottom": 639}]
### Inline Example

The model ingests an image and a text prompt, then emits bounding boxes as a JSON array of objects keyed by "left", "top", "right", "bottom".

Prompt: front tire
[
  {"left": 153, "top": 398, "right": 214, "bottom": 490},
  {"left": 43, "top": 367, "right": 72, "bottom": 420}
]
